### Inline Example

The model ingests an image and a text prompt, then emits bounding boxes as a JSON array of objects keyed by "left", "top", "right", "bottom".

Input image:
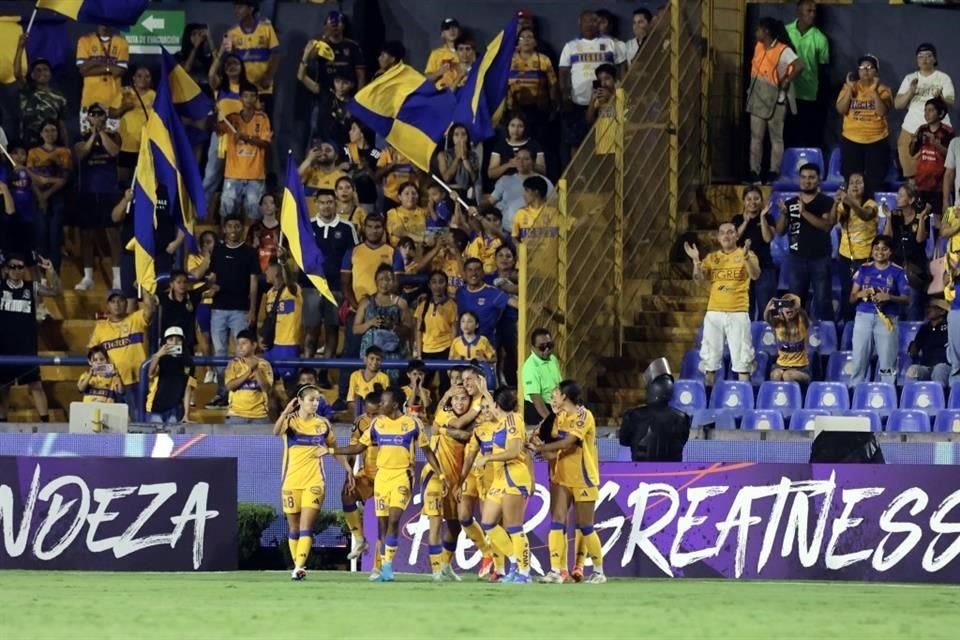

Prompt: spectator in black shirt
[
  {"left": 145, "top": 326, "right": 194, "bottom": 425},
  {"left": 158, "top": 270, "right": 200, "bottom": 355},
  {"left": 774, "top": 163, "right": 836, "bottom": 320},
  {"left": 193, "top": 214, "right": 259, "bottom": 407},
  {"left": 883, "top": 184, "right": 931, "bottom": 322},
  {"left": 311, "top": 10, "right": 367, "bottom": 89},
  {"left": 907, "top": 298, "right": 950, "bottom": 387},
  {"left": 731, "top": 186, "right": 777, "bottom": 320}
]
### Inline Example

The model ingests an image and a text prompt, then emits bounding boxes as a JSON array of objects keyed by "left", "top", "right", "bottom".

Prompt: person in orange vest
[{"left": 745, "top": 17, "right": 804, "bottom": 185}]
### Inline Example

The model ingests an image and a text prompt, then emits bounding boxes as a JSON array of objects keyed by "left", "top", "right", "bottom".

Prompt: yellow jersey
[
  {"left": 377, "top": 148, "right": 416, "bottom": 203},
  {"left": 118, "top": 88, "right": 155, "bottom": 153},
  {"left": 350, "top": 413, "right": 380, "bottom": 478},
  {"left": 840, "top": 82, "right": 893, "bottom": 144},
  {"left": 838, "top": 199, "right": 878, "bottom": 261},
  {"left": 773, "top": 314, "right": 810, "bottom": 369},
  {"left": 341, "top": 206, "right": 366, "bottom": 230},
  {"left": 225, "top": 357, "right": 274, "bottom": 419},
  {"left": 508, "top": 52, "right": 557, "bottom": 112},
  {"left": 347, "top": 370, "right": 390, "bottom": 403},
  {"left": 224, "top": 111, "right": 272, "bottom": 181},
  {"left": 87, "top": 310, "right": 150, "bottom": 385},
  {"left": 464, "top": 234, "right": 503, "bottom": 274},
  {"left": 489, "top": 412, "right": 532, "bottom": 491},
  {"left": 281, "top": 414, "right": 336, "bottom": 489},
  {"left": 76, "top": 33, "right": 129, "bottom": 108},
  {"left": 449, "top": 335, "right": 497, "bottom": 362},
  {"left": 465, "top": 418, "right": 501, "bottom": 488},
  {"left": 303, "top": 167, "right": 347, "bottom": 217},
  {"left": 215, "top": 82, "right": 243, "bottom": 122},
  {"left": 261, "top": 286, "right": 302, "bottom": 348},
  {"left": 415, "top": 297, "right": 457, "bottom": 353},
  {"left": 552, "top": 406, "right": 599, "bottom": 488},
  {"left": 360, "top": 414, "right": 429, "bottom": 470},
  {"left": 344, "top": 242, "right": 399, "bottom": 301},
  {"left": 426, "top": 46, "right": 460, "bottom": 88},
  {"left": 422, "top": 406, "right": 467, "bottom": 481},
  {"left": 704, "top": 249, "right": 751, "bottom": 313},
  {"left": 81, "top": 372, "right": 123, "bottom": 404},
  {"left": 512, "top": 204, "right": 560, "bottom": 240},
  {"left": 226, "top": 19, "right": 280, "bottom": 93},
  {"left": 386, "top": 206, "right": 427, "bottom": 246},
  {"left": 27, "top": 146, "right": 73, "bottom": 181}
]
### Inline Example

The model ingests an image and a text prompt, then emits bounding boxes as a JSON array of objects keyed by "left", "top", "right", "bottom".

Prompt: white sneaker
[
  {"left": 584, "top": 572, "right": 607, "bottom": 584},
  {"left": 440, "top": 564, "right": 462, "bottom": 582},
  {"left": 368, "top": 569, "right": 382, "bottom": 582},
  {"left": 432, "top": 570, "right": 445, "bottom": 582},
  {"left": 290, "top": 567, "right": 307, "bottom": 581},
  {"left": 74, "top": 277, "right": 94, "bottom": 292},
  {"left": 538, "top": 570, "right": 566, "bottom": 584},
  {"left": 347, "top": 538, "right": 369, "bottom": 560},
  {"left": 203, "top": 369, "right": 217, "bottom": 384}
]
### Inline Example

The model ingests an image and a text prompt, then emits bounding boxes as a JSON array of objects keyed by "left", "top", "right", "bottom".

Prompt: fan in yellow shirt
[
  {"left": 76, "top": 27, "right": 129, "bottom": 109},
  {"left": 414, "top": 271, "right": 458, "bottom": 363},
  {"left": 225, "top": 329, "right": 274, "bottom": 424},
  {"left": 425, "top": 18, "right": 462, "bottom": 88},
  {"left": 260, "top": 261, "right": 303, "bottom": 383},
  {"left": 465, "top": 208, "right": 507, "bottom": 274},
  {"left": 449, "top": 311, "right": 497, "bottom": 363},
  {"left": 386, "top": 183, "right": 428, "bottom": 246},
  {"left": 347, "top": 346, "right": 390, "bottom": 417},
  {"left": 77, "top": 346, "right": 123, "bottom": 404},
  {"left": 376, "top": 146, "right": 417, "bottom": 207},
  {"left": 87, "top": 291, "right": 156, "bottom": 410},
  {"left": 764, "top": 294, "right": 811, "bottom": 384},
  {"left": 512, "top": 176, "right": 560, "bottom": 243}
]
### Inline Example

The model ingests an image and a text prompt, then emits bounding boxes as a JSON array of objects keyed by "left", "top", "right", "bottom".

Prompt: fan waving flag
[
  {"left": 161, "top": 49, "right": 213, "bottom": 147},
  {"left": 346, "top": 62, "right": 457, "bottom": 172},
  {"left": 453, "top": 16, "right": 520, "bottom": 141},
  {"left": 281, "top": 153, "right": 335, "bottom": 304},
  {"left": 36, "top": 0, "right": 149, "bottom": 28}
]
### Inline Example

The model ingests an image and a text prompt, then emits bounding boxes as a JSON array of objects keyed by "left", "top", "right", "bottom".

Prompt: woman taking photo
[
  {"left": 730, "top": 187, "right": 776, "bottom": 320},
  {"left": 883, "top": 184, "right": 931, "bottom": 321},
  {"left": 488, "top": 113, "right": 547, "bottom": 181},
  {"left": 836, "top": 55, "right": 894, "bottom": 194},
  {"left": 835, "top": 173, "right": 879, "bottom": 321},
  {"left": 354, "top": 264, "right": 412, "bottom": 378}
]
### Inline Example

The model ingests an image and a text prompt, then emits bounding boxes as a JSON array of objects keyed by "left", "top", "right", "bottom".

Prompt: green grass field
[{"left": 3, "top": 571, "right": 959, "bottom": 639}]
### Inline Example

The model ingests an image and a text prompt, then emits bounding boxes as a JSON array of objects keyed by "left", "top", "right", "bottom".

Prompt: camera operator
[
  {"left": 764, "top": 293, "right": 811, "bottom": 384},
  {"left": 618, "top": 358, "right": 690, "bottom": 462}
]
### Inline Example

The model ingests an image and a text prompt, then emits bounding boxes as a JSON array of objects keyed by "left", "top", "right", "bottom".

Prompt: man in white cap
[{"left": 145, "top": 326, "right": 195, "bottom": 425}]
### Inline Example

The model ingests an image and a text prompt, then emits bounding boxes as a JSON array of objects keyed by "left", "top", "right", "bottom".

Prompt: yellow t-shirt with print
[
  {"left": 426, "top": 46, "right": 460, "bottom": 89},
  {"left": 704, "top": 249, "right": 750, "bottom": 313},
  {"left": 87, "top": 310, "right": 150, "bottom": 385},
  {"left": 840, "top": 82, "right": 892, "bottom": 144},
  {"left": 386, "top": 206, "right": 427, "bottom": 246},
  {"left": 76, "top": 33, "right": 129, "bottom": 108},
  {"left": 81, "top": 371, "right": 123, "bottom": 403},
  {"left": 347, "top": 370, "right": 390, "bottom": 403},
  {"left": 449, "top": 335, "right": 497, "bottom": 362},
  {"left": 772, "top": 314, "right": 810, "bottom": 369},
  {"left": 359, "top": 414, "right": 428, "bottom": 470},
  {"left": 226, "top": 20, "right": 280, "bottom": 93},
  {"left": 464, "top": 234, "right": 503, "bottom": 274},
  {"left": 260, "top": 286, "right": 303, "bottom": 348},
  {"left": 118, "top": 88, "right": 156, "bottom": 153},
  {"left": 838, "top": 199, "right": 879, "bottom": 261},
  {"left": 225, "top": 357, "right": 274, "bottom": 419},
  {"left": 414, "top": 297, "right": 458, "bottom": 353}
]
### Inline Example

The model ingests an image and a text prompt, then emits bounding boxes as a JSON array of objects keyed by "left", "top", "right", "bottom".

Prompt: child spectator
[
  {"left": 512, "top": 176, "right": 559, "bottom": 243},
  {"left": 27, "top": 120, "right": 72, "bottom": 273},
  {"left": 347, "top": 346, "right": 390, "bottom": 417},
  {"left": 764, "top": 294, "right": 811, "bottom": 384},
  {"left": 910, "top": 97, "right": 954, "bottom": 213},
  {"left": 78, "top": 345, "right": 124, "bottom": 403},
  {"left": 465, "top": 207, "right": 507, "bottom": 273},
  {"left": 450, "top": 36, "right": 477, "bottom": 90},
  {"left": 587, "top": 64, "right": 618, "bottom": 155},
  {"left": 260, "top": 260, "right": 302, "bottom": 386},
  {"left": 225, "top": 328, "right": 273, "bottom": 424},
  {"left": 425, "top": 18, "right": 461, "bottom": 88},
  {"left": 291, "top": 367, "right": 335, "bottom": 418},
  {"left": 87, "top": 290, "right": 156, "bottom": 411},
  {"left": 403, "top": 359, "right": 432, "bottom": 413},
  {"left": 299, "top": 61, "right": 356, "bottom": 146},
  {"left": 111, "top": 65, "right": 155, "bottom": 183},
  {"left": 376, "top": 144, "right": 416, "bottom": 211},
  {"left": 387, "top": 183, "right": 428, "bottom": 246},
  {"left": 145, "top": 326, "right": 196, "bottom": 425},
  {"left": 449, "top": 311, "right": 497, "bottom": 363},
  {"left": 220, "top": 83, "right": 272, "bottom": 220},
  {"left": 426, "top": 182, "right": 453, "bottom": 228}
]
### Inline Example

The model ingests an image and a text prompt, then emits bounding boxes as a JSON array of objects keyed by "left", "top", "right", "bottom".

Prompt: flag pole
[
  {"left": 0, "top": 143, "right": 18, "bottom": 169},
  {"left": 430, "top": 173, "right": 471, "bottom": 210},
  {"left": 25, "top": 8, "right": 37, "bottom": 35}
]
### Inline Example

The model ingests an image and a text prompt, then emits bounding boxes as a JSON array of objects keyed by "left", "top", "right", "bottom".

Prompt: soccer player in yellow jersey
[
  {"left": 684, "top": 223, "right": 761, "bottom": 386},
  {"left": 275, "top": 385, "right": 353, "bottom": 580},
  {"left": 77, "top": 346, "right": 123, "bottom": 404},
  {"left": 327, "top": 387, "right": 446, "bottom": 582},
  {"left": 343, "top": 389, "right": 383, "bottom": 569},
  {"left": 460, "top": 389, "right": 533, "bottom": 584},
  {"left": 347, "top": 347, "right": 390, "bottom": 417},
  {"left": 534, "top": 380, "right": 606, "bottom": 584}
]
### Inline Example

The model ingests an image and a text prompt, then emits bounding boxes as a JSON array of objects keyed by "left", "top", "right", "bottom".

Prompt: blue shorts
[
  {"left": 196, "top": 303, "right": 212, "bottom": 335},
  {"left": 265, "top": 344, "right": 300, "bottom": 380}
]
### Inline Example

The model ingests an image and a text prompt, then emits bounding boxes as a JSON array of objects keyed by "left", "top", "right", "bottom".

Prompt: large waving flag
[
  {"left": 25, "top": 13, "right": 69, "bottom": 73},
  {"left": 453, "top": 16, "right": 520, "bottom": 141},
  {"left": 161, "top": 49, "right": 213, "bottom": 146},
  {"left": 0, "top": 17, "right": 26, "bottom": 85},
  {"left": 36, "top": 0, "right": 148, "bottom": 28},
  {"left": 347, "top": 62, "right": 457, "bottom": 172},
  {"left": 281, "top": 153, "right": 335, "bottom": 305}
]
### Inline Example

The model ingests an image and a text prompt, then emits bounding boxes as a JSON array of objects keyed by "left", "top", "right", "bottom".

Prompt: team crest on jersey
[
  {"left": 397, "top": 485, "right": 410, "bottom": 497},
  {"left": 334, "top": 231, "right": 342, "bottom": 239},
  {"left": 310, "top": 487, "right": 323, "bottom": 495},
  {"left": 887, "top": 276, "right": 894, "bottom": 287}
]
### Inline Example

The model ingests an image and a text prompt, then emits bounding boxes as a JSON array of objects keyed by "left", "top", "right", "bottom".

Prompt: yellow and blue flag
[
  {"left": 161, "top": 49, "right": 213, "bottom": 147},
  {"left": 453, "top": 16, "right": 520, "bottom": 141},
  {"left": 281, "top": 153, "right": 336, "bottom": 304},
  {"left": 36, "top": 0, "right": 148, "bottom": 28},
  {"left": 346, "top": 62, "right": 456, "bottom": 172},
  {"left": 0, "top": 17, "right": 26, "bottom": 85}
]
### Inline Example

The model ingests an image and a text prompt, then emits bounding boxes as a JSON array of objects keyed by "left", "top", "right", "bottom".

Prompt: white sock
[
  {"left": 84, "top": 267, "right": 93, "bottom": 280},
  {"left": 112, "top": 266, "right": 121, "bottom": 284}
]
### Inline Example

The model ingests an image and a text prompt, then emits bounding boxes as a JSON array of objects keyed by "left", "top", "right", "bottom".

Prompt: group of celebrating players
[{"left": 273, "top": 365, "right": 606, "bottom": 584}]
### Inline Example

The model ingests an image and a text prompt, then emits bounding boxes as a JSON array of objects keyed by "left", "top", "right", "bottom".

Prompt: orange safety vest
[{"left": 750, "top": 40, "right": 790, "bottom": 85}]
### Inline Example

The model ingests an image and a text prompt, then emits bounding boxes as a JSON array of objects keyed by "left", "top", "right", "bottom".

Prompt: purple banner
[
  {"left": 363, "top": 462, "right": 960, "bottom": 582},
  {"left": 0, "top": 456, "right": 238, "bottom": 571}
]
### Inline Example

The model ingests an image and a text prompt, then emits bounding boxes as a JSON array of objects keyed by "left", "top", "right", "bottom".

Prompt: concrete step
[
  {"left": 624, "top": 323, "right": 698, "bottom": 343},
  {"left": 5, "top": 408, "right": 67, "bottom": 423},
  {"left": 638, "top": 295, "right": 709, "bottom": 312},
  {"left": 47, "top": 291, "right": 109, "bottom": 322},
  {"left": 42, "top": 319, "right": 96, "bottom": 353},
  {"left": 633, "top": 310, "right": 706, "bottom": 329},
  {"left": 6, "top": 381, "right": 82, "bottom": 410},
  {"left": 617, "top": 343, "right": 691, "bottom": 363},
  {"left": 652, "top": 278, "right": 710, "bottom": 297}
]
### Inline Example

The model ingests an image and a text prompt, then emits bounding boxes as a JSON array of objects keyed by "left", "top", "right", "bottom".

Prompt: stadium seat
[
  {"left": 805, "top": 381, "right": 850, "bottom": 411},
  {"left": 808, "top": 321, "right": 837, "bottom": 355},
  {"left": 895, "top": 355, "right": 914, "bottom": 387},
  {"left": 707, "top": 380, "right": 754, "bottom": 419},
  {"left": 933, "top": 409, "right": 960, "bottom": 433},
  {"left": 844, "top": 409, "right": 883, "bottom": 432},
  {"left": 740, "top": 410, "right": 786, "bottom": 431},
  {"left": 773, "top": 148, "right": 825, "bottom": 190},
  {"left": 693, "top": 409, "right": 730, "bottom": 428},
  {"left": 851, "top": 382, "right": 897, "bottom": 420},
  {"left": 680, "top": 349, "right": 704, "bottom": 381},
  {"left": 900, "top": 381, "right": 946, "bottom": 418},
  {"left": 756, "top": 381, "right": 802, "bottom": 419},
  {"left": 670, "top": 379, "right": 707, "bottom": 416},
  {"left": 790, "top": 409, "right": 831, "bottom": 431},
  {"left": 950, "top": 383, "right": 960, "bottom": 409},
  {"left": 840, "top": 323, "right": 853, "bottom": 351},
  {"left": 821, "top": 148, "right": 843, "bottom": 190},
  {"left": 752, "top": 321, "right": 777, "bottom": 356},
  {"left": 898, "top": 321, "right": 924, "bottom": 355},
  {"left": 826, "top": 351, "right": 857, "bottom": 385},
  {"left": 886, "top": 409, "right": 931, "bottom": 433}
]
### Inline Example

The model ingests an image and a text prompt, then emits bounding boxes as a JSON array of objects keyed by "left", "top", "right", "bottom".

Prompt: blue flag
[
  {"left": 281, "top": 153, "right": 335, "bottom": 304},
  {"left": 453, "top": 16, "right": 520, "bottom": 141}
]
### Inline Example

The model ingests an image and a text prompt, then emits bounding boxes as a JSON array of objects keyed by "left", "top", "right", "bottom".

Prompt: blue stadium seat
[
  {"left": 895, "top": 355, "right": 914, "bottom": 387},
  {"left": 773, "top": 148, "right": 825, "bottom": 190},
  {"left": 693, "top": 409, "right": 733, "bottom": 428},
  {"left": 821, "top": 148, "right": 843, "bottom": 191},
  {"left": 808, "top": 320, "right": 837, "bottom": 355},
  {"left": 826, "top": 351, "right": 857, "bottom": 385},
  {"left": 741, "top": 351, "right": 770, "bottom": 387},
  {"left": 900, "top": 381, "right": 946, "bottom": 418},
  {"left": 740, "top": 410, "right": 786, "bottom": 431},
  {"left": 790, "top": 408, "right": 831, "bottom": 431},
  {"left": 670, "top": 379, "right": 708, "bottom": 416},
  {"left": 768, "top": 191, "right": 800, "bottom": 221},
  {"left": 934, "top": 409, "right": 960, "bottom": 433},
  {"left": 851, "top": 382, "right": 897, "bottom": 420},
  {"left": 756, "top": 381, "right": 803, "bottom": 419},
  {"left": 752, "top": 321, "right": 777, "bottom": 355},
  {"left": 844, "top": 409, "right": 884, "bottom": 432},
  {"left": 899, "top": 321, "right": 924, "bottom": 355},
  {"left": 950, "top": 383, "right": 960, "bottom": 410},
  {"left": 708, "top": 380, "right": 754, "bottom": 418},
  {"left": 805, "top": 381, "right": 850, "bottom": 411},
  {"left": 840, "top": 322, "right": 853, "bottom": 351},
  {"left": 887, "top": 409, "right": 931, "bottom": 433},
  {"left": 680, "top": 349, "right": 704, "bottom": 381}
]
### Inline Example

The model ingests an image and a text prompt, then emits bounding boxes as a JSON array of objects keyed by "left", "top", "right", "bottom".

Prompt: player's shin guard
[
  {"left": 581, "top": 526, "right": 603, "bottom": 571},
  {"left": 343, "top": 504, "right": 363, "bottom": 540},
  {"left": 548, "top": 521, "right": 567, "bottom": 573},
  {"left": 429, "top": 544, "right": 443, "bottom": 574},
  {"left": 384, "top": 535, "right": 398, "bottom": 566},
  {"left": 574, "top": 528, "right": 585, "bottom": 569},
  {"left": 287, "top": 532, "right": 299, "bottom": 565},
  {"left": 507, "top": 526, "right": 530, "bottom": 576},
  {"left": 295, "top": 530, "right": 312, "bottom": 568},
  {"left": 482, "top": 523, "right": 512, "bottom": 574},
  {"left": 441, "top": 539, "right": 457, "bottom": 567},
  {"left": 460, "top": 518, "right": 490, "bottom": 554}
]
